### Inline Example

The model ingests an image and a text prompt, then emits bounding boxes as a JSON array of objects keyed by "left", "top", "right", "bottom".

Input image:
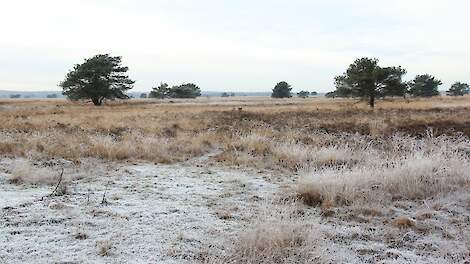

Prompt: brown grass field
[
  {"left": 0, "top": 96, "right": 470, "bottom": 263},
  {"left": 1, "top": 96, "right": 469, "bottom": 165}
]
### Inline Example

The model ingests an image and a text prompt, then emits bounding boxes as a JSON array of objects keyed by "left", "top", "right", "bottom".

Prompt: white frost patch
[
  {"left": 1, "top": 159, "right": 469, "bottom": 263},
  {"left": 0, "top": 159, "right": 278, "bottom": 263}
]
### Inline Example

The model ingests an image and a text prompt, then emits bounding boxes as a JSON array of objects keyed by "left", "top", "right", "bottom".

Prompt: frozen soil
[
  {"left": 1, "top": 157, "right": 469, "bottom": 264},
  {"left": 0, "top": 156, "right": 276, "bottom": 263},
  {"left": 0, "top": 157, "right": 285, "bottom": 264}
]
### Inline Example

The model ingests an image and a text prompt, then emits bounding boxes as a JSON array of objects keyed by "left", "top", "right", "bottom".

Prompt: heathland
[{"left": 0, "top": 96, "right": 469, "bottom": 263}]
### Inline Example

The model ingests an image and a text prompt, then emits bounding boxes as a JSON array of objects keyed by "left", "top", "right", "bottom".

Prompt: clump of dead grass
[
  {"left": 298, "top": 136, "right": 470, "bottom": 207},
  {"left": 8, "top": 161, "right": 59, "bottom": 185},
  {"left": 311, "top": 145, "right": 361, "bottom": 168},
  {"left": 220, "top": 133, "right": 363, "bottom": 171},
  {"left": 210, "top": 201, "right": 327, "bottom": 264},
  {"left": 97, "top": 239, "right": 113, "bottom": 256}
]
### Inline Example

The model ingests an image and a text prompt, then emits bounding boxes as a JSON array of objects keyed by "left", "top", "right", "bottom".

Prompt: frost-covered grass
[
  {"left": 1, "top": 97, "right": 470, "bottom": 263},
  {"left": 8, "top": 160, "right": 58, "bottom": 185},
  {"left": 213, "top": 201, "right": 327, "bottom": 264},
  {"left": 298, "top": 136, "right": 470, "bottom": 207}
]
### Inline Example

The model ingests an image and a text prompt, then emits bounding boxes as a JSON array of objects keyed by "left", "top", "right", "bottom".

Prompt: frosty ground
[
  {"left": 1, "top": 156, "right": 469, "bottom": 263},
  {"left": 1, "top": 97, "right": 469, "bottom": 263},
  {"left": 0, "top": 154, "right": 281, "bottom": 263}
]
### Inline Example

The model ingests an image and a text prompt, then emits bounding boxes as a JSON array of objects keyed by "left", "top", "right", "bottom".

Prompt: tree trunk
[
  {"left": 91, "top": 98, "right": 102, "bottom": 106},
  {"left": 369, "top": 95, "right": 375, "bottom": 108}
]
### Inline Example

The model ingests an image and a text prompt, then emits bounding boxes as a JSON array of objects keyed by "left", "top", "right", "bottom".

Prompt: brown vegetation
[
  {"left": 209, "top": 202, "right": 327, "bottom": 264},
  {"left": 1, "top": 96, "right": 469, "bottom": 263},
  {"left": 1, "top": 96, "right": 469, "bottom": 171},
  {"left": 2, "top": 97, "right": 469, "bottom": 206}
]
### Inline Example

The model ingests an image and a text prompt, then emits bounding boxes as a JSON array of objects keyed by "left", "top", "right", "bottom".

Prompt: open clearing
[
  {"left": 1, "top": 97, "right": 470, "bottom": 263},
  {"left": 0, "top": 156, "right": 283, "bottom": 263}
]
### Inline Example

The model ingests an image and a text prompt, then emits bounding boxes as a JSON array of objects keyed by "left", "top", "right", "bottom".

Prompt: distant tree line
[
  {"left": 58, "top": 54, "right": 468, "bottom": 106},
  {"left": 270, "top": 81, "right": 318, "bottom": 99},
  {"left": 297, "top": 91, "right": 317, "bottom": 98},
  {"left": 148, "top": 83, "right": 201, "bottom": 99},
  {"left": 446, "top": 82, "right": 469, "bottom": 96},
  {"left": 221, "top": 92, "right": 236, "bottom": 97},
  {"left": 325, "top": 57, "right": 468, "bottom": 107}
]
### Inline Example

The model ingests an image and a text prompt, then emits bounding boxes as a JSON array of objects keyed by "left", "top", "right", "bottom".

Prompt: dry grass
[
  {"left": 1, "top": 96, "right": 469, "bottom": 172},
  {"left": 8, "top": 160, "right": 59, "bottom": 185},
  {"left": 97, "top": 240, "right": 113, "bottom": 256},
  {"left": 1, "top": 96, "right": 469, "bottom": 263},
  {"left": 298, "top": 135, "right": 470, "bottom": 207},
  {"left": 208, "top": 201, "right": 327, "bottom": 264},
  {"left": 1, "top": 97, "right": 469, "bottom": 200}
]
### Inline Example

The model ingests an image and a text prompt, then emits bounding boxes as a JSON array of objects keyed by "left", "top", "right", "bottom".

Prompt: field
[{"left": 1, "top": 96, "right": 470, "bottom": 263}]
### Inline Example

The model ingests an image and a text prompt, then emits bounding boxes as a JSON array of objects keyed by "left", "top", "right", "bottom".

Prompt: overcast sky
[{"left": 0, "top": 0, "right": 469, "bottom": 93}]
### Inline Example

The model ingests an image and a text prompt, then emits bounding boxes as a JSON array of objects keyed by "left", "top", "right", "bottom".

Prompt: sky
[{"left": 0, "top": 0, "right": 469, "bottom": 93}]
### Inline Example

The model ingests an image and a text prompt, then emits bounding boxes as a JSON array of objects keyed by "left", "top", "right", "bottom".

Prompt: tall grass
[
  {"left": 209, "top": 201, "right": 327, "bottom": 264},
  {"left": 298, "top": 136, "right": 470, "bottom": 206},
  {"left": 0, "top": 97, "right": 469, "bottom": 172}
]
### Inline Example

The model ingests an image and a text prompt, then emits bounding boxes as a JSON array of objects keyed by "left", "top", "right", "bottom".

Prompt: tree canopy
[
  {"left": 60, "top": 54, "right": 134, "bottom": 106},
  {"left": 325, "top": 91, "right": 336, "bottom": 98},
  {"left": 149, "top": 83, "right": 170, "bottom": 99},
  {"left": 297, "top": 90, "right": 310, "bottom": 98},
  {"left": 379, "top": 67, "right": 408, "bottom": 97},
  {"left": 272, "top": 81, "right": 292, "bottom": 98},
  {"left": 409, "top": 74, "right": 442, "bottom": 97},
  {"left": 333, "top": 58, "right": 407, "bottom": 107},
  {"left": 149, "top": 83, "right": 201, "bottom": 99},
  {"left": 446, "top": 82, "right": 469, "bottom": 96},
  {"left": 169, "top": 83, "right": 201, "bottom": 98}
]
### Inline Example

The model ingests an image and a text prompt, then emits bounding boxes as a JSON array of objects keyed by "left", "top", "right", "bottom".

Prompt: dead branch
[
  {"left": 101, "top": 189, "right": 108, "bottom": 205},
  {"left": 49, "top": 168, "right": 64, "bottom": 197},
  {"left": 41, "top": 168, "right": 64, "bottom": 200}
]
